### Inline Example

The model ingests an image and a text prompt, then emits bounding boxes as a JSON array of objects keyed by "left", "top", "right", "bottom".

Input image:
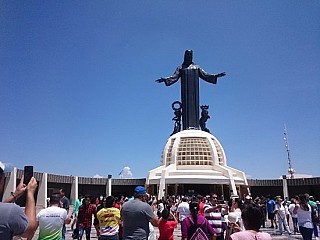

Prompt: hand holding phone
[{"left": 23, "top": 166, "right": 33, "bottom": 185}]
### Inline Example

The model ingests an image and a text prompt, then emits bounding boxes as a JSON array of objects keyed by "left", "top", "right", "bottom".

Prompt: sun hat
[{"left": 228, "top": 212, "right": 239, "bottom": 223}]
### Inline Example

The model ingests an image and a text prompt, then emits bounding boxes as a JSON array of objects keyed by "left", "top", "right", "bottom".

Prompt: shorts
[{"left": 268, "top": 212, "right": 275, "bottom": 220}]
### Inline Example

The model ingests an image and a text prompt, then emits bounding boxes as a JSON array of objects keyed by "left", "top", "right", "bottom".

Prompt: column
[
  {"left": 70, "top": 176, "right": 78, "bottom": 205},
  {"left": 106, "top": 175, "right": 112, "bottom": 196},
  {"left": 3, "top": 167, "right": 17, "bottom": 200},
  {"left": 36, "top": 172, "right": 47, "bottom": 208},
  {"left": 282, "top": 175, "right": 289, "bottom": 199}
]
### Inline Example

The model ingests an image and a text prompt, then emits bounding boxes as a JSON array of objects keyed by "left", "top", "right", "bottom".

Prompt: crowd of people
[{"left": 1, "top": 172, "right": 320, "bottom": 240}]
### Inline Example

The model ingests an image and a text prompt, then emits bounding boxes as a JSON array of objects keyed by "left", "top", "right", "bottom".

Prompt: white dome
[
  {"left": 147, "top": 129, "right": 248, "bottom": 199},
  {"left": 160, "top": 129, "right": 227, "bottom": 168}
]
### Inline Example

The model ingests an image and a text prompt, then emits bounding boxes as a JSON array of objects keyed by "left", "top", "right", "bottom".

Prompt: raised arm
[
  {"left": 21, "top": 177, "right": 38, "bottom": 239},
  {"left": 3, "top": 176, "right": 27, "bottom": 203}
]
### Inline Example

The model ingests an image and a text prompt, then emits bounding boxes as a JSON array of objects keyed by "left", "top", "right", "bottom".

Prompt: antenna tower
[{"left": 284, "top": 124, "right": 294, "bottom": 179}]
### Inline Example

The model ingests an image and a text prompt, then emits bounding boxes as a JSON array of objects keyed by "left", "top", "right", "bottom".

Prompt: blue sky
[{"left": 1, "top": 1, "right": 319, "bottom": 179}]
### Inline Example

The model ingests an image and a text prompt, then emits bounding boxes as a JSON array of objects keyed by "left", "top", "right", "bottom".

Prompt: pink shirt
[{"left": 231, "top": 231, "right": 271, "bottom": 240}]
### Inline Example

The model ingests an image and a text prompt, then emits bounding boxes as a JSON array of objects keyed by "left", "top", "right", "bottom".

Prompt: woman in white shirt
[{"left": 293, "top": 194, "right": 313, "bottom": 240}]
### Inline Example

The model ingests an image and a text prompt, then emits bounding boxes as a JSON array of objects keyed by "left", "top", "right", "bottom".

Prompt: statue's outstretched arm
[
  {"left": 155, "top": 78, "right": 166, "bottom": 83},
  {"left": 215, "top": 72, "right": 226, "bottom": 78},
  {"left": 155, "top": 67, "right": 180, "bottom": 86}
]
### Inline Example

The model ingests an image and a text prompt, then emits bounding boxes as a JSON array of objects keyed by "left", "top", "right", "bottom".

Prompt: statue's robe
[{"left": 163, "top": 64, "right": 217, "bottom": 130}]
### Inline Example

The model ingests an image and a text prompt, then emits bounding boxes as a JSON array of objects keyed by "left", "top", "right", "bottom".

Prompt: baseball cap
[{"left": 134, "top": 186, "right": 146, "bottom": 195}]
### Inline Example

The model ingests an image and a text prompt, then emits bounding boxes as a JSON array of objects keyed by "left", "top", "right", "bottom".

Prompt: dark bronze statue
[
  {"left": 199, "top": 105, "right": 210, "bottom": 133},
  {"left": 171, "top": 101, "right": 182, "bottom": 136},
  {"left": 156, "top": 50, "right": 225, "bottom": 130}
]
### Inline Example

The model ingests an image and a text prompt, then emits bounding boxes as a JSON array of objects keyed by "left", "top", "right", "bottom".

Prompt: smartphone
[{"left": 23, "top": 166, "right": 33, "bottom": 185}]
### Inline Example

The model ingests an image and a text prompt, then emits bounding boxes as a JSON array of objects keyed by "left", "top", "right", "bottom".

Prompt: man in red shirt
[
  {"left": 158, "top": 209, "right": 178, "bottom": 240},
  {"left": 77, "top": 195, "right": 99, "bottom": 240}
]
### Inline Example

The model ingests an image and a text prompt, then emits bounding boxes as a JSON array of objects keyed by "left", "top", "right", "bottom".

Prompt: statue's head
[{"left": 183, "top": 50, "right": 193, "bottom": 65}]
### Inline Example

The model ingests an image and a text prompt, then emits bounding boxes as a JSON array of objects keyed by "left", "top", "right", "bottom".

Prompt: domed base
[{"left": 146, "top": 129, "right": 248, "bottom": 199}]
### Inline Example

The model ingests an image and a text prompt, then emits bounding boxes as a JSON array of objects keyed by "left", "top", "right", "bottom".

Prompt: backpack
[{"left": 187, "top": 216, "right": 210, "bottom": 240}]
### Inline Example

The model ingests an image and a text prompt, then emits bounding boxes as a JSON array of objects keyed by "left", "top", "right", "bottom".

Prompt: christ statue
[{"left": 156, "top": 50, "right": 225, "bottom": 130}]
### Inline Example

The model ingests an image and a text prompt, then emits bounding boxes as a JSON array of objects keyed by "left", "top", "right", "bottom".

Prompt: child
[{"left": 158, "top": 209, "right": 178, "bottom": 240}]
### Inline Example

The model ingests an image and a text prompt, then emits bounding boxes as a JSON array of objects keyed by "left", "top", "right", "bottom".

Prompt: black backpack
[{"left": 187, "top": 216, "right": 210, "bottom": 240}]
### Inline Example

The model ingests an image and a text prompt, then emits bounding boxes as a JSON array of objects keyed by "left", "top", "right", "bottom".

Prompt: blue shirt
[{"left": 267, "top": 199, "right": 275, "bottom": 213}]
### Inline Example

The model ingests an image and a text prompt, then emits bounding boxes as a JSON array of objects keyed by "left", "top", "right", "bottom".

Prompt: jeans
[
  {"left": 71, "top": 213, "right": 78, "bottom": 230},
  {"left": 277, "top": 216, "right": 291, "bottom": 234},
  {"left": 78, "top": 227, "right": 91, "bottom": 240},
  {"left": 99, "top": 235, "right": 119, "bottom": 240},
  {"left": 313, "top": 222, "right": 319, "bottom": 237},
  {"left": 62, "top": 224, "right": 66, "bottom": 240},
  {"left": 292, "top": 217, "right": 299, "bottom": 233},
  {"left": 299, "top": 226, "right": 313, "bottom": 240}
]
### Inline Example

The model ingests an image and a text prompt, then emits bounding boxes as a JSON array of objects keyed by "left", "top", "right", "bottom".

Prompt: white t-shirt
[
  {"left": 37, "top": 206, "right": 68, "bottom": 240},
  {"left": 177, "top": 201, "right": 190, "bottom": 222},
  {"left": 275, "top": 203, "right": 286, "bottom": 219},
  {"left": 288, "top": 203, "right": 297, "bottom": 218}
]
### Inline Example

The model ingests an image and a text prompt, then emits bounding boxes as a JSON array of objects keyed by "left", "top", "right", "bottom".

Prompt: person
[
  {"left": 97, "top": 196, "right": 107, "bottom": 213},
  {"left": 254, "top": 196, "right": 267, "bottom": 228},
  {"left": 225, "top": 212, "right": 241, "bottom": 240},
  {"left": 266, "top": 195, "right": 277, "bottom": 228},
  {"left": 181, "top": 201, "right": 216, "bottom": 240},
  {"left": 230, "top": 197, "right": 243, "bottom": 230},
  {"left": 274, "top": 196, "right": 291, "bottom": 235},
  {"left": 96, "top": 195, "right": 121, "bottom": 240},
  {"left": 158, "top": 209, "right": 178, "bottom": 240},
  {"left": 36, "top": 194, "right": 72, "bottom": 239},
  {"left": 229, "top": 204, "right": 271, "bottom": 240},
  {"left": 59, "top": 188, "right": 69, "bottom": 240},
  {"left": 157, "top": 199, "right": 165, "bottom": 217},
  {"left": 177, "top": 197, "right": 190, "bottom": 225},
  {"left": 71, "top": 194, "right": 83, "bottom": 231},
  {"left": 204, "top": 194, "right": 225, "bottom": 240},
  {"left": 288, "top": 198, "right": 299, "bottom": 234},
  {"left": 293, "top": 194, "right": 313, "bottom": 240},
  {"left": 0, "top": 162, "right": 5, "bottom": 200},
  {"left": 77, "top": 194, "right": 99, "bottom": 240},
  {"left": 197, "top": 195, "right": 205, "bottom": 216},
  {"left": 0, "top": 175, "right": 38, "bottom": 239},
  {"left": 121, "top": 186, "right": 158, "bottom": 240},
  {"left": 156, "top": 50, "right": 225, "bottom": 130},
  {"left": 308, "top": 195, "right": 319, "bottom": 240}
]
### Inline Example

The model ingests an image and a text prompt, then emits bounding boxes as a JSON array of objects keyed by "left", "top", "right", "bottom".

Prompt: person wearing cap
[
  {"left": 121, "top": 186, "right": 158, "bottom": 240},
  {"left": 0, "top": 174, "right": 38, "bottom": 239}
]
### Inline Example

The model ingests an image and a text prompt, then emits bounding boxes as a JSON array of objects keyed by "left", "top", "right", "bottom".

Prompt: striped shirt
[{"left": 204, "top": 203, "right": 222, "bottom": 235}]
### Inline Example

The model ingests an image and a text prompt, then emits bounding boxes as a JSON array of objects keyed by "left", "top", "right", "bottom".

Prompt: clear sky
[{"left": 1, "top": 1, "right": 319, "bottom": 179}]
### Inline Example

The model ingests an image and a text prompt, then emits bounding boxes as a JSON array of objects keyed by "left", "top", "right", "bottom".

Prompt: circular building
[{"left": 146, "top": 129, "right": 249, "bottom": 199}]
